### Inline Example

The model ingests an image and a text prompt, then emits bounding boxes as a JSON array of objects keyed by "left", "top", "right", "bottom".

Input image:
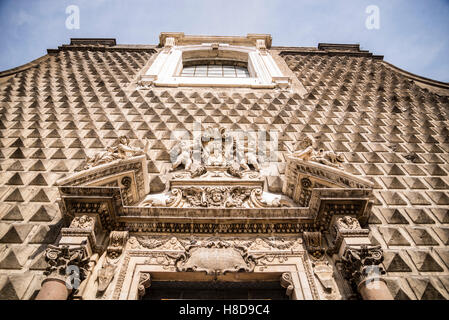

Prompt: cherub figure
[
  {"left": 170, "top": 140, "right": 193, "bottom": 171},
  {"left": 203, "top": 139, "right": 225, "bottom": 166},
  {"left": 235, "top": 139, "right": 260, "bottom": 171}
]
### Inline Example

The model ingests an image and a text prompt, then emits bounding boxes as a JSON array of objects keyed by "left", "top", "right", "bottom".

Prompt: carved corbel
[
  {"left": 137, "top": 272, "right": 152, "bottom": 299},
  {"left": 96, "top": 231, "right": 129, "bottom": 294},
  {"left": 328, "top": 215, "right": 370, "bottom": 255},
  {"left": 280, "top": 272, "right": 294, "bottom": 299},
  {"left": 106, "top": 231, "right": 129, "bottom": 259},
  {"left": 303, "top": 231, "right": 325, "bottom": 260},
  {"left": 312, "top": 261, "right": 336, "bottom": 294}
]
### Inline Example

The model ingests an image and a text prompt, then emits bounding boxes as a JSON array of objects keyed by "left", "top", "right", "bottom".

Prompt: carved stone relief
[
  {"left": 280, "top": 272, "right": 294, "bottom": 298},
  {"left": 84, "top": 136, "right": 149, "bottom": 170},
  {"left": 169, "top": 126, "right": 261, "bottom": 174},
  {"left": 137, "top": 272, "right": 151, "bottom": 299},
  {"left": 175, "top": 241, "right": 257, "bottom": 275},
  {"left": 96, "top": 231, "right": 129, "bottom": 295},
  {"left": 340, "top": 245, "right": 386, "bottom": 289},
  {"left": 43, "top": 245, "right": 90, "bottom": 284},
  {"left": 70, "top": 215, "right": 95, "bottom": 230},
  {"left": 336, "top": 216, "right": 361, "bottom": 230},
  {"left": 286, "top": 136, "right": 344, "bottom": 169},
  {"left": 303, "top": 231, "right": 325, "bottom": 260}
]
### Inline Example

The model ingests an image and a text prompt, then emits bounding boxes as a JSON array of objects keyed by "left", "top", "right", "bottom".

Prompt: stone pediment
[
  {"left": 56, "top": 155, "right": 149, "bottom": 206},
  {"left": 56, "top": 140, "right": 374, "bottom": 234}
]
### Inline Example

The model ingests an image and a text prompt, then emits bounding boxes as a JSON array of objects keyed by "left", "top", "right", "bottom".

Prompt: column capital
[
  {"left": 43, "top": 244, "right": 90, "bottom": 285},
  {"left": 340, "top": 245, "right": 385, "bottom": 288}
]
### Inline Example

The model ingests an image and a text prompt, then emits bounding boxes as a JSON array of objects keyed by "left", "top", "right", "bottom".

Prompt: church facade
[{"left": 0, "top": 33, "right": 448, "bottom": 300}]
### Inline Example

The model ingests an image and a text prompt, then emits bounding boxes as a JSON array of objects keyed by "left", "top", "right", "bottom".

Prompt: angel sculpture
[
  {"left": 235, "top": 139, "right": 260, "bottom": 171},
  {"left": 286, "top": 136, "right": 344, "bottom": 169},
  {"left": 84, "top": 136, "right": 149, "bottom": 169},
  {"left": 169, "top": 140, "right": 194, "bottom": 171},
  {"left": 288, "top": 136, "right": 315, "bottom": 160}
]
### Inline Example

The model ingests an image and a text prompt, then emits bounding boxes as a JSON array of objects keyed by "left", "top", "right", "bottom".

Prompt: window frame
[
  {"left": 142, "top": 42, "right": 290, "bottom": 89},
  {"left": 180, "top": 64, "right": 250, "bottom": 78}
]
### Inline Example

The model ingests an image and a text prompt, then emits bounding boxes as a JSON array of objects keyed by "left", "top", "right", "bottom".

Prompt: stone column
[
  {"left": 36, "top": 214, "right": 99, "bottom": 300},
  {"left": 36, "top": 279, "right": 71, "bottom": 300},
  {"left": 331, "top": 216, "right": 393, "bottom": 300},
  {"left": 36, "top": 245, "right": 89, "bottom": 300},
  {"left": 341, "top": 245, "right": 393, "bottom": 300},
  {"left": 358, "top": 278, "right": 393, "bottom": 300}
]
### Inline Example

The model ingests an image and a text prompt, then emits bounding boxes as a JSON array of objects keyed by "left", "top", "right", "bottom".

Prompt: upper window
[
  {"left": 181, "top": 64, "right": 250, "bottom": 78},
  {"left": 141, "top": 33, "right": 290, "bottom": 89}
]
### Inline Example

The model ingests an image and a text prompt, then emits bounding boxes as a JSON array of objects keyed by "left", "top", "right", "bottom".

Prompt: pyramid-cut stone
[
  {"left": 433, "top": 227, "right": 449, "bottom": 245},
  {"left": 30, "top": 189, "right": 50, "bottom": 202},
  {"left": 0, "top": 276, "right": 20, "bottom": 299},
  {"left": 406, "top": 227, "right": 439, "bottom": 245},
  {"left": 383, "top": 252, "right": 412, "bottom": 272},
  {"left": 405, "top": 209, "right": 435, "bottom": 224},
  {"left": 384, "top": 278, "right": 413, "bottom": 300},
  {"left": 0, "top": 224, "right": 33, "bottom": 243},
  {"left": 406, "top": 278, "right": 447, "bottom": 300},
  {"left": 4, "top": 189, "right": 24, "bottom": 202},
  {"left": 407, "top": 250, "right": 444, "bottom": 272},
  {"left": 2, "top": 206, "right": 23, "bottom": 221},
  {"left": 378, "top": 227, "right": 410, "bottom": 246},
  {"left": 0, "top": 250, "right": 22, "bottom": 269},
  {"left": 380, "top": 208, "right": 409, "bottom": 224}
]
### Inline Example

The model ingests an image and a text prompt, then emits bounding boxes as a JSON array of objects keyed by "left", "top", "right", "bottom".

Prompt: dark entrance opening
[{"left": 142, "top": 280, "right": 289, "bottom": 300}]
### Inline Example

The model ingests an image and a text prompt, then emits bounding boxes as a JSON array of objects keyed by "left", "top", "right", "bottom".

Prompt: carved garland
[{"left": 157, "top": 186, "right": 290, "bottom": 209}]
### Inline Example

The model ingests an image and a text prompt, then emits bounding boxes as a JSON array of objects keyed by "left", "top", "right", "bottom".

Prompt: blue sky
[{"left": 0, "top": 0, "right": 448, "bottom": 82}]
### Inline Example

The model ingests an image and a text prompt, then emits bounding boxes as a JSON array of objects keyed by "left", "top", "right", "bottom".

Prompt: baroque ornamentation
[
  {"left": 169, "top": 126, "right": 261, "bottom": 174},
  {"left": 175, "top": 241, "right": 257, "bottom": 275},
  {"left": 303, "top": 231, "right": 325, "bottom": 260},
  {"left": 287, "top": 136, "right": 344, "bottom": 168},
  {"left": 44, "top": 245, "right": 90, "bottom": 284},
  {"left": 96, "top": 231, "right": 129, "bottom": 294},
  {"left": 336, "top": 216, "right": 361, "bottom": 230},
  {"left": 137, "top": 272, "right": 151, "bottom": 299},
  {"left": 84, "top": 136, "right": 149, "bottom": 169},
  {"left": 280, "top": 272, "right": 294, "bottom": 298},
  {"left": 340, "top": 245, "right": 385, "bottom": 289},
  {"left": 133, "top": 236, "right": 303, "bottom": 253},
  {"left": 97, "top": 263, "right": 117, "bottom": 293},
  {"left": 70, "top": 215, "right": 95, "bottom": 229},
  {"left": 143, "top": 185, "right": 293, "bottom": 209},
  {"left": 107, "top": 231, "right": 129, "bottom": 259},
  {"left": 312, "top": 261, "right": 336, "bottom": 295}
]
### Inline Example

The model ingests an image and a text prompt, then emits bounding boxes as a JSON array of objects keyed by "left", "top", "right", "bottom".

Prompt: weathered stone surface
[{"left": 0, "top": 35, "right": 448, "bottom": 299}]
